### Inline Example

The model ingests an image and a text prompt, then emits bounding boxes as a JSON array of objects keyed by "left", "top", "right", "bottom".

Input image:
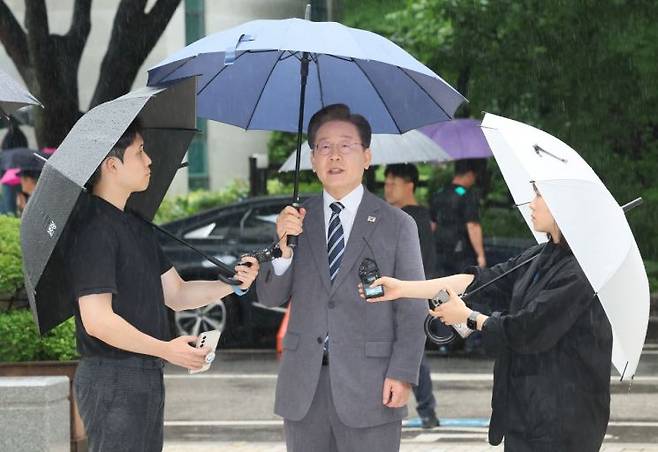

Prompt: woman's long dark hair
[{"left": 532, "top": 182, "right": 571, "bottom": 252}]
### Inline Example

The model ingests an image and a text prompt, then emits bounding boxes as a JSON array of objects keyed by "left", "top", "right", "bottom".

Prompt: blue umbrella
[{"left": 148, "top": 17, "right": 465, "bottom": 245}]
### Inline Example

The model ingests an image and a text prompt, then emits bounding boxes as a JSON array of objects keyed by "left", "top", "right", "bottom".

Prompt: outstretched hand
[
  {"left": 358, "top": 276, "right": 404, "bottom": 302},
  {"left": 428, "top": 286, "right": 469, "bottom": 326},
  {"left": 234, "top": 255, "right": 259, "bottom": 290}
]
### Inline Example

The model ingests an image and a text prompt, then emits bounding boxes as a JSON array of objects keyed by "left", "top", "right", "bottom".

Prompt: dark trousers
[
  {"left": 412, "top": 354, "right": 436, "bottom": 419},
  {"left": 74, "top": 356, "right": 165, "bottom": 452}
]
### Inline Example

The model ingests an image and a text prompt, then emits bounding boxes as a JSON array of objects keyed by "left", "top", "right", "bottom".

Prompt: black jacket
[{"left": 466, "top": 241, "right": 612, "bottom": 451}]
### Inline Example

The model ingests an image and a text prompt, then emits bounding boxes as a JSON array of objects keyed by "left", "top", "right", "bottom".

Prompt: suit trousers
[{"left": 284, "top": 365, "right": 401, "bottom": 452}]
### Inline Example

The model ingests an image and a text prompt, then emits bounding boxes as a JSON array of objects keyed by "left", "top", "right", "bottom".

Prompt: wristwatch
[{"left": 467, "top": 310, "right": 480, "bottom": 330}]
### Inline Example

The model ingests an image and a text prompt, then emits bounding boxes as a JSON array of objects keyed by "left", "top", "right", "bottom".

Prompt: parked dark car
[{"left": 157, "top": 194, "right": 532, "bottom": 349}]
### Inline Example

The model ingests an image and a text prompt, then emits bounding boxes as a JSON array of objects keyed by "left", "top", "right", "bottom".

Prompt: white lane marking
[
  {"left": 164, "top": 420, "right": 658, "bottom": 429},
  {"left": 164, "top": 373, "right": 658, "bottom": 383},
  {"left": 609, "top": 421, "right": 658, "bottom": 427},
  {"left": 411, "top": 433, "right": 487, "bottom": 442},
  {"left": 166, "top": 420, "right": 283, "bottom": 427}
]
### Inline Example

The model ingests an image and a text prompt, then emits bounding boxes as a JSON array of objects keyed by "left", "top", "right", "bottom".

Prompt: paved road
[{"left": 163, "top": 346, "right": 658, "bottom": 449}]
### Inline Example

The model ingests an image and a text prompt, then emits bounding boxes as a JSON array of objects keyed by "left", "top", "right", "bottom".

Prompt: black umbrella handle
[{"left": 286, "top": 200, "right": 302, "bottom": 249}]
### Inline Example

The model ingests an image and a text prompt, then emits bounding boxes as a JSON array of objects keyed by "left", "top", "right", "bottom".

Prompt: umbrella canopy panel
[
  {"left": 148, "top": 18, "right": 466, "bottom": 134},
  {"left": 420, "top": 119, "right": 493, "bottom": 160},
  {"left": 21, "top": 78, "right": 196, "bottom": 334},
  {"left": 0, "top": 68, "right": 42, "bottom": 115}
]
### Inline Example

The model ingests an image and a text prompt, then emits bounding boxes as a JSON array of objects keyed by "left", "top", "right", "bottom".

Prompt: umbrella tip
[{"left": 621, "top": 197, "right": 642, "bottom": 213}]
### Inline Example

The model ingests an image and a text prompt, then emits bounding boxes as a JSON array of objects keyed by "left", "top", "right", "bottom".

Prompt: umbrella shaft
[
  {"left": 292, "top": 52, "right": 310, "bottom": 203},
  {"left": 462, "top": 249, "right": 542, "bottom": 300}
]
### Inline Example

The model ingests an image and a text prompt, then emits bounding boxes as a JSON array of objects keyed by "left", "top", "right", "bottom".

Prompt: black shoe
[{"left": 421, "top": 415, "right": 440, "bottom": 429}]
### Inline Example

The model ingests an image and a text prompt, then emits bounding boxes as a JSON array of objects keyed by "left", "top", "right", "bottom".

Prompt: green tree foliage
[
  {"left": 154, "top": 180, "right": 250, "bottom": 224},
  {"left": 0, "top": 310, "right": 77, "bottom": 362},
  {"left": 381, "top": 0, "right": 658, "bottom": 258},
  {"left": 0, "top": 215, "right": 23, "bottom": 297}
]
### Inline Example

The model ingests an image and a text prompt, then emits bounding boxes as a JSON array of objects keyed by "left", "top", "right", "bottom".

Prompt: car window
[
  {"left": 209, "top": 211, "right": 247, "bottom": 240},
  {"left": 181, "top": 201, "right": 292, "bottom": 243},
  {"left": 240, "top": 204, "right": 286, "bottom": 243}
]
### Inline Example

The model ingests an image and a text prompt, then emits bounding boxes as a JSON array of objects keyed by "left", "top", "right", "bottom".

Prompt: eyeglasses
[{"left": 313, "top": 141, "right": 364, "bottom": 156}]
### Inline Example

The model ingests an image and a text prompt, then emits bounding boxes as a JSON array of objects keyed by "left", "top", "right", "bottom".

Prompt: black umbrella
[
  {"left": 0, "top": 67, "right": 42, "bottom": 117},
  {"left": 0, "top": 147, "right": 48, "bottom": 172},
  {"left": 20, "top": 77, "right": 238, "bottom": 335}
]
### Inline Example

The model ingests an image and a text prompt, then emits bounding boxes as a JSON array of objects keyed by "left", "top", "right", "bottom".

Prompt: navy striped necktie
[{"left": 327, "top": 202, "right": 345, "bottom": 283}]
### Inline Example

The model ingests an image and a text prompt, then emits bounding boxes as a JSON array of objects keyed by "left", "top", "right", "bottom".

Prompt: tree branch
[
  {"left": 65, "top": 0, "right": 92, "bottom": 59},
  {"left": 90, "top": 0, "right": 182, "bottom": 107},
  {"left": 145, "top": 0, "right": 182, "bottom": 39},
  {"left": 0, "top": 1, "right": 30, "bottom": 79}
]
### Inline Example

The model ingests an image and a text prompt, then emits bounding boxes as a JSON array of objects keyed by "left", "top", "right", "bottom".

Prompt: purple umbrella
[{"left": 420, "top": 118, "right": 492, "bottom": 160}]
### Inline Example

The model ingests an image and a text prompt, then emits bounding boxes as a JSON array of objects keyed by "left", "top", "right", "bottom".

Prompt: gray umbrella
[
  {"left": 20, "top": 78, "right": 198, "bottom": 334},
  {"left": 0, "top": 68, "right": 42, "bottom": 116}
]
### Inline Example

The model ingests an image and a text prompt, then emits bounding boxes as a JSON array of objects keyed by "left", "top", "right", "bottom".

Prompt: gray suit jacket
[{"left": 256, "top": 189, "right": 428, "bottom": 428}]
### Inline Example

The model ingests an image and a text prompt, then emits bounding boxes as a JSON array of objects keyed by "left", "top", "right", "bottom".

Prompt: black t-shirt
[
  {"left": 69, "top": 195, "right": 173, "bottom": 359},
  {"left": 430, "top": 183, "right": 480, "bottom": 260},
  {"left": 402, "top": 205, "right": 437, "bottom": 279}
]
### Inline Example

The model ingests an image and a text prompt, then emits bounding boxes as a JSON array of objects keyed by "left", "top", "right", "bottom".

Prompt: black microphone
[{"left": 359, "top": 237, "right": 384, "bottom": 299}]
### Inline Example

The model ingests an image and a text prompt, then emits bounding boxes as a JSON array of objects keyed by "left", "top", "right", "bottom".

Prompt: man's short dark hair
[
  {"left": 86, "top": 118, "right": 143, "bottom": 189},
  {"left": 385, "top": 163, "right": 419, "bottom": 192},
  {"left": 454, "top": 159, "right": 486, "bottom": 178},
  {"left": 307, "top": 104, "right": 372, "bottom": 149},
  {"left": 19, "top": 169, "right": 41, "bottom": 181}
]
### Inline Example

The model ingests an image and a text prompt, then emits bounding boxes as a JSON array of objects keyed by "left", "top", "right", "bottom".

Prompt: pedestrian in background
[
  {"left": 0, "top": 123, "right": 28, "bottom": 215},
  {"left": 384, "top": 163, "right": 440, "bottom": 429},
  {"left": 430, "top": 159, "right": 487, "bottom": 354},
  {"left": 430, "top": 159, "right": 487, "bottom": 275}
]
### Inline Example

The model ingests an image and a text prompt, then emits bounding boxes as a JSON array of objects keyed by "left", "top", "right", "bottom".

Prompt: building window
[{"left": 185, "top": 0, "right": 209, "bottom": 190}]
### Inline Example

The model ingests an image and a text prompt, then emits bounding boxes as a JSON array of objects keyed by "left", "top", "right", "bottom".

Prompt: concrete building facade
[{"left": 0, "top": 0, "right": 308, "bottom": 197}]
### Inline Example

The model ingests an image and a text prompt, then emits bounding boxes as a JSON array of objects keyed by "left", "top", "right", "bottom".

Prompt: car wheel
[{"left": 174, "top": 300, "right": 227, "bottom": 336}]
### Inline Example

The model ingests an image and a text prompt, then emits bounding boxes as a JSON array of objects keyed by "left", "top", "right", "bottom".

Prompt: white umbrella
[
  {"left": 278, "top": 129, "right": 452, "bottom": 172},
  {"left": 481, "top": 112, "right": 650, "bottom": 381}
]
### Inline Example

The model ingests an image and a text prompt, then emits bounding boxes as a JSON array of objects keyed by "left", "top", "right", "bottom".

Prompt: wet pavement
[{"left": 162, "top": 345, "right": 658, "bottom": 450}]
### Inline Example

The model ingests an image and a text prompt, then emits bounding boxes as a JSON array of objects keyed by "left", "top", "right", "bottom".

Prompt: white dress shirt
[{"left": 272, "top": 184, "right": 365, "bottom": 276}]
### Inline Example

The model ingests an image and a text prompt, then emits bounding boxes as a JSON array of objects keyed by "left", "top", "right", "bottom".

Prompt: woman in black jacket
[{"left": 367, "top": 185, "right": 612, "bottom": 451}]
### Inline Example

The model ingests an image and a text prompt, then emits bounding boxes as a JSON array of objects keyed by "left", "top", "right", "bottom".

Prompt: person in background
[
  {"left": 14, "top": 152, "right": 45, "bottom": 215},
  {"left": 430, "top": 159, "right": 486, "bottom": 275},
  {"left": 430, "top": 159, "right": 487, "bottom": 354},
  {"left": 0, "top": 123, "right": 28, "bottom": 215},
  {"left": 384, "top": 163, "right": 440, "bottom": 429}
]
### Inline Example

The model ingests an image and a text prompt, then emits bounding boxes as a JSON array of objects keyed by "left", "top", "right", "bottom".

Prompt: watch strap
[{"left": 467, "top": 310, "right": 480, "bottom": 330}]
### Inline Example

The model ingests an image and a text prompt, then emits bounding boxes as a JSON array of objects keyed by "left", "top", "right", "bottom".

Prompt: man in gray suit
[{"left": 256, "top": 104, "right": 428, "bottom": 451}]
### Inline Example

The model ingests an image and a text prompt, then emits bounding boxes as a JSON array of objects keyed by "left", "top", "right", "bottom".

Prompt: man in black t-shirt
[
  {"left": 430, "top": 159, "right": 486, "bottom": 276},
  {"left": 384, "top": 163, "right": 440, "bottom": 429},
  {"left": 69, "top": 119, "right": 260, "bottom": 452}
]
